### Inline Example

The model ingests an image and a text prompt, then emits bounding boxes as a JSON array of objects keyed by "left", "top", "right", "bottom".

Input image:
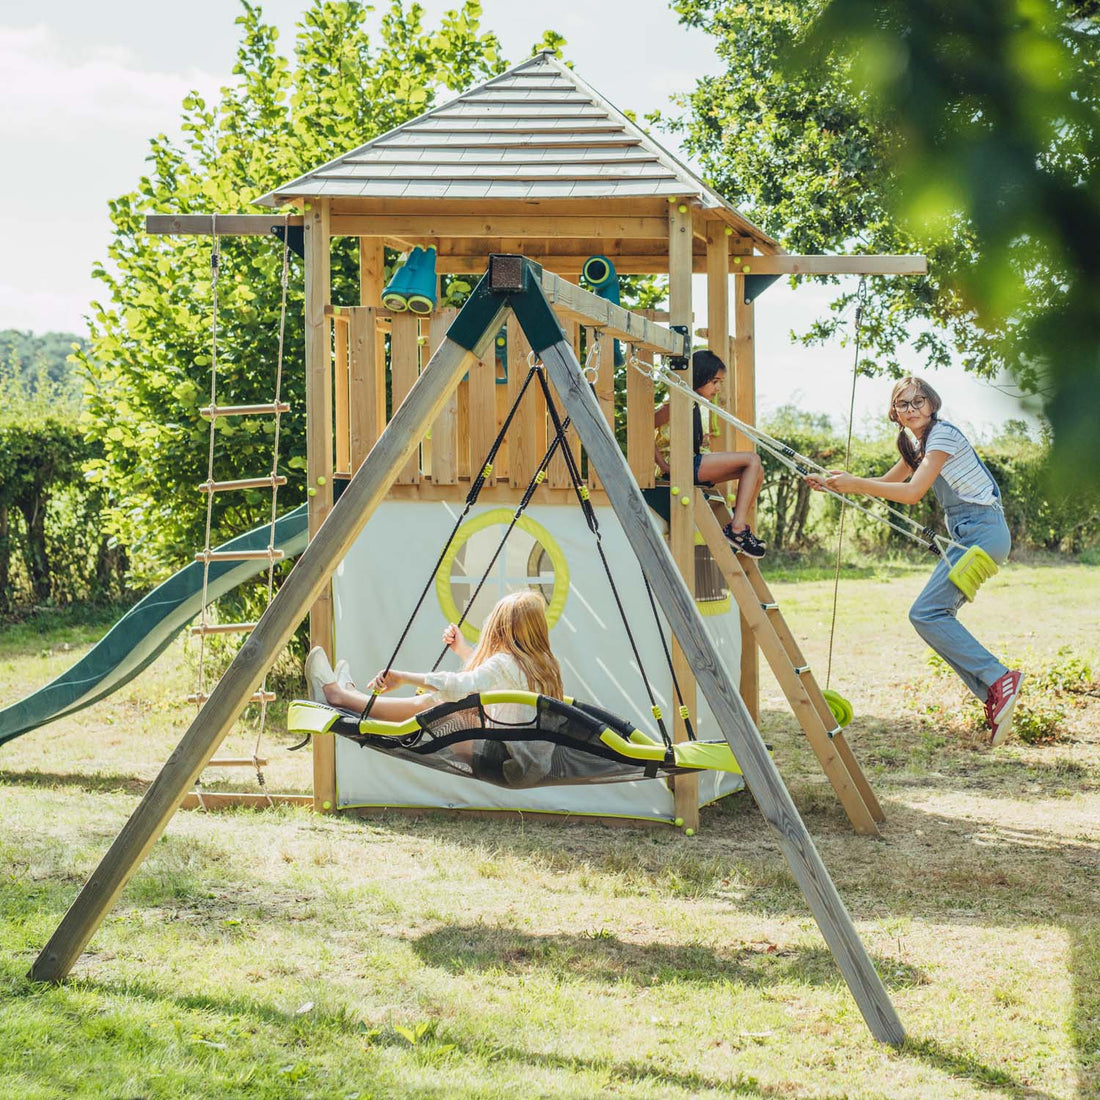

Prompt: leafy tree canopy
[
  {"left": 667, "top": 0, "right": 1099, "bottom": 479},
  {"left": 77, "top": 1, "right": 541, "bottom": 582}
]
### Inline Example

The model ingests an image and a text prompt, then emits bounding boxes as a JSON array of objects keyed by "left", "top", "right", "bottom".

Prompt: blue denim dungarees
[{"left": 907, "top": 428, "right": 1012, "bottom": 699}]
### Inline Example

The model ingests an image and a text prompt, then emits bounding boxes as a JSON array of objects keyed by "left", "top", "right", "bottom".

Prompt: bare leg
[
  {"left": 322, "top": 681, "right": 436, "bottom": 721},
  {"left": 695, "top": 451, "right": 763, "bottom": 529}
]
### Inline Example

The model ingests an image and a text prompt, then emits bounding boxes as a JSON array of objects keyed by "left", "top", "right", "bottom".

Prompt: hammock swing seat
[{"left": 288, "top": 352, "right": 747, "bottom": 790}]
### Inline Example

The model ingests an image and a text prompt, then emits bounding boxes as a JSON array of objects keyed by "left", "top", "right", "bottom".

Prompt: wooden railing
[{"left": 327, "top": 304, "right": 661, "bottom": 497}]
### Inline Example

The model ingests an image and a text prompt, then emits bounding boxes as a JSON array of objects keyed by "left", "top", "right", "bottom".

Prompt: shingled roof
[{"left": 257, "top": 52, "right": 771, "bottom": 241}]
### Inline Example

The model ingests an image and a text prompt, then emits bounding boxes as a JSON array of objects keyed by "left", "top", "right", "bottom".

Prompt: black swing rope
[
  {"left": 360, "top": 353, "right": 683, "bottom": 753},
  {"left": 360, "top": 363, "right": 543, "bottom": 720},
  {"left": 533, "top": 366, "right": 678, "bottom": 749}
]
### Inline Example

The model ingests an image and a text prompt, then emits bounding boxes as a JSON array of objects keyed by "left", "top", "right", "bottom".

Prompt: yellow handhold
[
  {"left": 724, "top": 226, "right": 733, "bottom": 236},
  {"left": 677, "top": 203, "right": 688, "bottom": 214},
  {"left": 308, "top": 487, "right": 317, "bottom": 497},
  {"left": 681, "top": 495, "right": 690, "bottom": 506},
  {"left": 671, "top": 485, "right": 680, "bottom": 495},
  {"left": 317, "top": 476, "right": 326, "bottom": 486},
  {"left": 822, "top": 689, "right": 854, "bottom": 728},
  {"left": 743, "top": 265, "right": 752, "bottom": 273},
  {"left": 948, "top": 544, "right": 999, "bottom": 602}
]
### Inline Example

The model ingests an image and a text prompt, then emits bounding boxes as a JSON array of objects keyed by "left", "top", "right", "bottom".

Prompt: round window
[{"left": 435, "top": 508, "right": 569, "bottom": 642}]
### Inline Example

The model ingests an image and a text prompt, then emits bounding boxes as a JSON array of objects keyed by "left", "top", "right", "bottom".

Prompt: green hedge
[{"left": 0, "top": 407, "right": 129, "bottom": 615}]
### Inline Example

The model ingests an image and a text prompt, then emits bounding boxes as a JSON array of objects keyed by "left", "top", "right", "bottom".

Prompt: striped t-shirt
[{"left": 924, "top": 421, "right": 996, "bottom": 505}]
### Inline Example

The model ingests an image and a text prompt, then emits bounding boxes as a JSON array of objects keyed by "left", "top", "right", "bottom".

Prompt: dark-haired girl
[
  {"left": 654, "top": 349, "right": 766, "bottom": 557},
  {"left": 806, "top": 376, "right": 1022, "bottom": 745}
]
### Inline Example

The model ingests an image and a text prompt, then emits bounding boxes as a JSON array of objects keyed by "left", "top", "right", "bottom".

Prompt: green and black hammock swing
[{"left": 287, "top": 359, "right": 745, "bottom": 790}]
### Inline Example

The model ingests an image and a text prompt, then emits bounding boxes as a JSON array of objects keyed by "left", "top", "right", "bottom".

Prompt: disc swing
[{"left": 287, "top": 353, "right": 745, "bottom": 789}]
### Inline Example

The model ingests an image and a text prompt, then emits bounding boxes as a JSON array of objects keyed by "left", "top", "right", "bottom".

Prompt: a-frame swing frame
[{"left": 30, "top": 255, "right": 905, "bottom": 1047}]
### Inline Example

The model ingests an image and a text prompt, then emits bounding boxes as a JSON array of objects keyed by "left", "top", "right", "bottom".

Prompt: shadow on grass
[
  {"left": 0, "top": 768, "right": 148, "bottom": 797},
  {"left": 412, "top": 924, "right": 926, "bottom": 992},
  {"left": 902, "top": 1035, "right": 1064, "bottom": 1100}
]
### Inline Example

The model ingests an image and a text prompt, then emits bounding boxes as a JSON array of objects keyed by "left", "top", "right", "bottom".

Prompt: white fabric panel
[{"left": 333, "top": 500, "right": 745, "bottom": 820}]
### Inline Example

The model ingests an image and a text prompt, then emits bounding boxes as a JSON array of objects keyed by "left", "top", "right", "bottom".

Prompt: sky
[{"left": 0, "top": 0, "right": 1037, "bottom": 439}]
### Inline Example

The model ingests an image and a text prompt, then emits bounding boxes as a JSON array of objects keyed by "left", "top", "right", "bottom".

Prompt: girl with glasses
[{"left": 805, "top": 377, "right": 1022, "bottom": 746}]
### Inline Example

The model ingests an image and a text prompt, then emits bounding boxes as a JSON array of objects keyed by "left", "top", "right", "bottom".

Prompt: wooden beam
[
  {"left": 330, "top": 215, "right": 669, "bottom": 240},
  {"left": 145, "top": 214, "right": 303, "bottom": 236},
  {"left": 729, "top": 254, "right": 928, "bottom": 276},
  {"left": 668, "top": 201, "right": 698, "bottom": 832},
  {"left": 536, "top": 267, "right": 688, "bottom": 357},
  {"left": 27, "top": 329, "right": 497, "bottom": 987},
  {"left": 536, "top": 337, "right": 905, "bottom": 1048}
]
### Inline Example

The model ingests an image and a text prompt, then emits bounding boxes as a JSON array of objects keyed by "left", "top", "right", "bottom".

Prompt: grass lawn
[{"left": 1, "top": 559, "right": 1097, "bottom": 1099}]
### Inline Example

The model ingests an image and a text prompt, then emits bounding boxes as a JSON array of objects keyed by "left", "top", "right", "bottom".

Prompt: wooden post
[
  {"left": 588, "top": 328, "right": 616, "bottom": 491},
  {"left": 391, "top": 314, "right": 421, "bottom": 485},
  {"left": 537, "top": 338, "right": 905, "bottom": 1048},
  {"left": 349, "top": 307, "right": 380, "bottom": 470},
  {"left": 733, "top": 269, "right": 759, "bottom": 723},
  {"left": 28, "top": 330, "right": 495, "bottom": 987},
  {"left": 359, "top": 237, "right": 387, "bottom": 457},
  {"left": 626, "top": 346, "right": 655, "bottom": 487},
  {"left": 468, "top": 350, "right": 497, "bottom": 481},
  {"left": 304, "top": 198, "right": 335, "bottom": 812},
  {"left": 706, "top": 225, "right": 732, "bottom": 452},
  {"left": 430, "top": 309, "right": 458, "bottom": 486},
  {"left": 507, "top": 314, "right": 537, "bottom": 488},
  {"left": 669, "top": 201, "right": 698, "bottom": 831},
  {"left": 333, "top": 316, "right": 350, "bottom": 475}
]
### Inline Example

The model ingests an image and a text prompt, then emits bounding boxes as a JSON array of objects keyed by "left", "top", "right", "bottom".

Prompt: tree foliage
[
  {"left": 77, "top": 1, "right": 513, "bottom": 582},
  {"left": 668, "top": 0, "right": 1099, "bottom": 480}
]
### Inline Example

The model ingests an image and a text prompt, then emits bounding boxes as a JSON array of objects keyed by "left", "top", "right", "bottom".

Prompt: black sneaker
[{"left": 723, "top": 522, "right": 766, "bottom": 558}]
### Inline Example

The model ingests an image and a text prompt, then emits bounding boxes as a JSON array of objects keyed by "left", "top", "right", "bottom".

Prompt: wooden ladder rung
[
  {"left": 200, "top": 402, "right": 290, "bottom": 418},
  {"left": 206, "top": 757, "right": 269, "bottom": 767},
  {"left": 761, "top": 601, "right": 779, "bottom": 611},
  {"left": 198, "top": 476, "right": 287, "bottom": 493},
  {"left": 190, "top": 621, "right": 258, "bottom": 636},
  {"left": 793, "top": 664, "right": 811, "bottom": 674},
  {"left": 187, "top": 690, "right": 276, "bottom": 704},
  {"left": 194, "top": 549, "right": 284, "bottom": 563}
]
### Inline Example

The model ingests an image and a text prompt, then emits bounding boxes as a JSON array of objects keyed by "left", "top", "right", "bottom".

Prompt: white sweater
[
  {"left": 421, "top": 653, "right": 551, "bottom": 785},
  {"left": 421, "top": 653, "right": 530, "bottom": 719}
]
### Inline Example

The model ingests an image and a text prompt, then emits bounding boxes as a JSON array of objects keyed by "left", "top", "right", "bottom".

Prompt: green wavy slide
[{"left": 0, "top": 505, "right": 309, "bottom": 748}]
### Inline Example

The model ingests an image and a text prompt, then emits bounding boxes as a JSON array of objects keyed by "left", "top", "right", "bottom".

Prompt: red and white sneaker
[{"left": 986, "top": 670, "right": 1023, "bottom": 747}]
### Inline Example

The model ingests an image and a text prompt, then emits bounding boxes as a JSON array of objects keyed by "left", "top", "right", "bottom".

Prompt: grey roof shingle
[{"left": 257, "top": 52, "right": 772, "bottom": 245}]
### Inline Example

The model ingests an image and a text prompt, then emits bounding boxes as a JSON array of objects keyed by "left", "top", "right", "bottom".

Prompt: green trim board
[{"left": 0, "top": 503, "right": 311, "bottom": 748}]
